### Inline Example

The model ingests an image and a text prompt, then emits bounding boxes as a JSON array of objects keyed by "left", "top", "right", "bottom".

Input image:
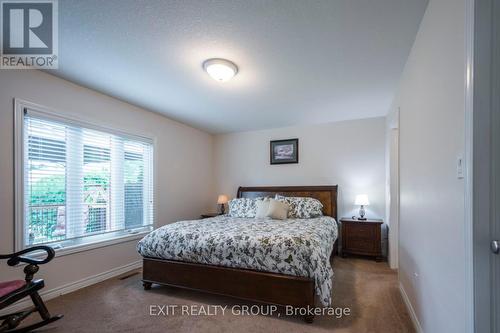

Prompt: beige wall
[
  {"left": 392, "top": 0, "right": 467, "bottom": 331},
  {"left": 214, "top": 117, "right": 387, "bottom": 221},
  {"left": 0, "top": 70, "right": 214, "bottom": 290}
]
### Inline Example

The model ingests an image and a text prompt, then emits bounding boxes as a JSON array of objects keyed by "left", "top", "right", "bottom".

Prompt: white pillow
[
  {"left": 266, "top": 199, "right": 289, "bottom": 220},
  {"left": 255, "top": 198, "right": 271, "bottom": 218}
]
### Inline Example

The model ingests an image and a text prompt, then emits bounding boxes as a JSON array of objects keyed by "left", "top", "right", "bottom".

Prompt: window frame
[{"left": 14, "top": 98, "right": 157, "bottom": 257}]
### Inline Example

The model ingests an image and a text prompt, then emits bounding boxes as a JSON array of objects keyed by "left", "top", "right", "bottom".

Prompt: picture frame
[{"left": 270, "top": 138, "right": 299, "bottom": 165}]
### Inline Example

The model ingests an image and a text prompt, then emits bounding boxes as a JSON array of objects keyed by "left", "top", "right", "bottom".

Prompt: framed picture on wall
[{"left": 270, "top": 138, "right": 299, "bottom": 164}]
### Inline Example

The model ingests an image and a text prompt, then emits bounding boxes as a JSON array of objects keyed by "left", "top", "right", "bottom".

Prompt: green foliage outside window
[
  {"left": 29, "top": 174, "right": 65, "bottom": 205},
  {"left": 29, "top": 159, "right": 144, "bottom": 243}
]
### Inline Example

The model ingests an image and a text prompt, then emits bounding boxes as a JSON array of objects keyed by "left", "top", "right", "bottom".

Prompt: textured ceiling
[{"left": 52, "top": 0, "right": 428, "bottom": 133}]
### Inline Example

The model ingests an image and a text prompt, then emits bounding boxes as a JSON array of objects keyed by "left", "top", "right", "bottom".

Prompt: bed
[{"left": 138, "top": 185, "right": 338, "bottom": 323}]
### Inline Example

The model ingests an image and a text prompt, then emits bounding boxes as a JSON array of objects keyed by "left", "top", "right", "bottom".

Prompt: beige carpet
[{"left": 28, "top": 257, "right": 414, "bottom": 333}]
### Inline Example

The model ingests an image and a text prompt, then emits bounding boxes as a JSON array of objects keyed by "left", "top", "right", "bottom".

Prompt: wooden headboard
[{"left": 237, "top": 185, "right": 338, "bottom": 221}]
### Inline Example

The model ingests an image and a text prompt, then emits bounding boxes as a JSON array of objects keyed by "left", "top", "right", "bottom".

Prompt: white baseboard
[
  {"left": 399, "top": 282, "right": 423, "bottom": 333},
  {"left": 1, "top": 260, "right": 142, "bottom": 315}
]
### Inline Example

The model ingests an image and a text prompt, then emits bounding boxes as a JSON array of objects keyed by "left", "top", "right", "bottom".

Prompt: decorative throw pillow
[
  {"left": 228, "top": 197, "right": 264, "bottom": 218},
  {"left": 266, "top": 199, "right": 289, "bottom": 220},
  {"left": 255, "top": 198, "right": 271, "bottom": 218},
  {"left": 274, "top": 195, "right": 323, "bottom": 218}
]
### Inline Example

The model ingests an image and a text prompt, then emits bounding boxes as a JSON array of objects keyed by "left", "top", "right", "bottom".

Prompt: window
[{"left": 15, "top": 101, "right": 154, "bottom": 254}]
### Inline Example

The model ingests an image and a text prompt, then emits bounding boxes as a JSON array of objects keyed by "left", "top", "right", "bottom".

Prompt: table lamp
[
  {"left": 355, "top": 194, "right": 370, "bottom": 220},
  {"left": 217, "top": 194, "right": 229, "bottom": 214}
]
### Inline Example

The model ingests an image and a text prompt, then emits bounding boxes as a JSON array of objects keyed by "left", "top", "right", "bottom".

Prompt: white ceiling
[{"left": 53, "top": 0, "right": 427, "bottom": 133}]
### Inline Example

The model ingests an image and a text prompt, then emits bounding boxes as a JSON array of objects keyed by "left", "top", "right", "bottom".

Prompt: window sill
[{"left": 25, "top": 229, "right": 151, "bottom": 260}]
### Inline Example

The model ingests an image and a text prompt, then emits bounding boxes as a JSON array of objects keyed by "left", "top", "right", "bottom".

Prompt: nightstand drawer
[
  {"left": 345, "top": 238, "right": 377, "bottom": 253},
  {"left": 344, "top": 223, "right": 374, "bottom": 240}
]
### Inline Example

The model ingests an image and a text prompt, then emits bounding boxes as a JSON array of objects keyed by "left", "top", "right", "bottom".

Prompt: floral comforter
[{"left": 137, "top": 215, "right": 338, "bottom": 306}]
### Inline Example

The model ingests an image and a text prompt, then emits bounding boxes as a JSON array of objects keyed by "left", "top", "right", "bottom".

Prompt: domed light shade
[{"left": 203, "top": 58, "right": 238, "bottom": 82}]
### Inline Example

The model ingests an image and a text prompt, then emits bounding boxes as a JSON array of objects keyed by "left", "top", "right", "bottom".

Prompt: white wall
[
  {"left": 392, "top": 0, "right": 467, "bottom": 331},
  {"left": 0, "top": 70, "right": 214, "bottom": 292},
  {"left": 214, "top": 117, "right": 386, "bottom": 221}
]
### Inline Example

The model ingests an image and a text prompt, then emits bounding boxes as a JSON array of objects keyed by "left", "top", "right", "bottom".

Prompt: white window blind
[{"left": 22, "top": 109, "right": 154, "bottom": 249}]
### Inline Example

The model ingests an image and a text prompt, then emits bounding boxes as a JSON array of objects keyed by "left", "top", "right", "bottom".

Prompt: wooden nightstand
[
  {"left": 340, "top": 218, "right": 383, "bottom": 261},
  {"left": 200, "top": 213, "right": 221, "bottom": 219}
]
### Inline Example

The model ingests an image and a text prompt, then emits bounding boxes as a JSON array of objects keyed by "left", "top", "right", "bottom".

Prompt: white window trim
[{"left": 14, "top": 98, "right": 157, "bottom": 257}]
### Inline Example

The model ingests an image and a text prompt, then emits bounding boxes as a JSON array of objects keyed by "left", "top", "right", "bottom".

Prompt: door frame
[
  {"left": 464, "top": 0, "right": 475, "bottom": 332},
  {"left": 387, "top": 109, "right": 399, "bottom": 270}
]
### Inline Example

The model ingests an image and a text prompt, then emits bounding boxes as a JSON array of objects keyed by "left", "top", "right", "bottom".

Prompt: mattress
[{"left": 137, "top": 215, "right": 338, "bottom": 306}]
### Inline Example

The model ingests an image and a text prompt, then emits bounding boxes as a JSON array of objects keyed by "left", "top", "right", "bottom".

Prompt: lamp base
[{"left": 358, "top": 205, "right": 366, "bottom": 221}]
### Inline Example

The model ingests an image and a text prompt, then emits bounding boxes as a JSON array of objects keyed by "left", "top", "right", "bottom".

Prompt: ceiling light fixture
[{"left": 203, "top": 58, "right": 238, "bottom": 82}]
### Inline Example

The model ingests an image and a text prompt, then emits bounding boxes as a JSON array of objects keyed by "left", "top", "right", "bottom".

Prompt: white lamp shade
[
  {"left": 355, "top": 194, "right": 370, "bottom": 206},
  {"left": 217, "top": 194, "right": 229, "bottom": 204}
]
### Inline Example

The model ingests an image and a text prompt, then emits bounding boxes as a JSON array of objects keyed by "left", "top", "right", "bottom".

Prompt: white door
[
  {"left": 473, "top": 0, "right": 500, "bottom": 331},
  {"left": 493, "top": 128, "right": 499, "bottom": 330},
  {"left": 489, "top": 0, "right": 499, "bottom": 330},
  {"left": 492, "top": 3, "right": 500, "bottom": 325}
]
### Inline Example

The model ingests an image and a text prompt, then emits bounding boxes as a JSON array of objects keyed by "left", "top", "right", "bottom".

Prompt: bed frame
[{"left": 142, "top": 185, "right": 338, "bottom": 323}]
